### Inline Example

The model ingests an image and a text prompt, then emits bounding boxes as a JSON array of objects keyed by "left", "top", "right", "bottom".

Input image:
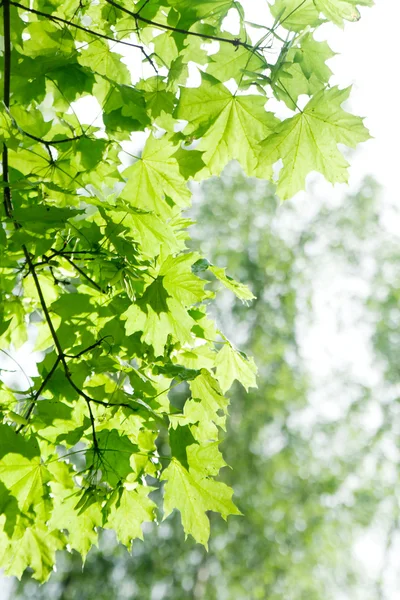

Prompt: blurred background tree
[{"left": 8, "top": 166, "right": 400, "bottom": 600}]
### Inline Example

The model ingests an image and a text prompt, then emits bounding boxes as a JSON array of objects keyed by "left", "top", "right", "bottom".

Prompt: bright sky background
[
  {"left": 2, "top": 1, "right": 400, "bottom": 597},
  {"left": 241, "top": 0, "right": 400, "bottom": 201},
  {"left": 232, "top": 3, "right": 400, "bottom": 598}
]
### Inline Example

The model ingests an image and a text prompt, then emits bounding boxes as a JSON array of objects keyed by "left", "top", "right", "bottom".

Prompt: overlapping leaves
[{"left": 0, "top": 0, "right": 371, "bottom": 582}]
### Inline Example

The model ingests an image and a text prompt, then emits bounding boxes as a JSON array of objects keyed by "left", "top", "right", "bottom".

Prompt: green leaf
[
  {"left": 215, "top": 344, "right": 257, "bottom": 393},
  {"left": 272, "top": 0, "right": 373, "bottom": 29},
  {"left": 258, "top": 86, "right": 370, "bottom": 199},
  {"left": 1, "top": 522, "right": 64, "bottom": 582},
  {"left": 176, "top": 370, "right": 229, "bottom": 441},
  {"left": 137, "top": 76, "right": 176, "bottom": 123},
  {"left": 121, "top": 134, "right": 192, "bottom": 217},
  {"left": 272, "top": 34, "right": 335, "bottom": 108},
  {"left": 176, "top": 73, "right": 278, "bottom": 177},
  {"left": 86, "top": 430, "right": 138, "bottom": 487},
  {"left": 161, "top": 458, "right": 240, "bottom": 547},
  {"left": 78, "top": 40, "right": 131, "bottom": 84},
  {"left": 48, "top": 466, "right": 103, "bottom": 560},
  {"left": 209, "top": 265, "right": 255, "bottom": 301},
  {"left": 109, "top": 207, "right": 179, "bottom": 258},
  {"left": 104, "top": 485, "right": 156, "bottom": 547},
  {"left": 160, "top": 253, "right": 212, "bottom": 305},
  {"left": 167, "top": 0, "right": 234, "bottom": 22},
  {"left": 0, "top": 425, "right": 50, "bottom": 521},
  {"left": 270, "top": 0, "right": 321, "bottom": 31},
  {"left": 123, "top": 277, "right": 196, "bottom": 356},
  {"left": 13, "top": 206, "right": 84, "bottom": 223},
  {"left": 207, "top": 42, "right": 266, "bottom": 84},
  {"left": 315, "top": 0, "right": 374, "bottom": 26},
  {"left": 186, "top": 441, "right": 227, "bottom": 477}
]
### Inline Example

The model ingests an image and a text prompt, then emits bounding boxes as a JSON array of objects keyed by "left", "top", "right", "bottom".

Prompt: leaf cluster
[{"left": 0, "top": 0, "right": 371, "bottom": 580}]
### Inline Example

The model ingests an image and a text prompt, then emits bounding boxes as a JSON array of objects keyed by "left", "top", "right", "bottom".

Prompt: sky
[
  {"left": 2, "top": 1, "right": 400, "bottom": 597},
  {"left": 240, "top": 0, "right": 400, "bottom": 201},
  {"left": 230, "top": 2, "right": 400, "bottom": 597}
]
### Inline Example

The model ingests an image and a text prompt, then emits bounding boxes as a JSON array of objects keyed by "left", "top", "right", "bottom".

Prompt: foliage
[
  {"left": 0, "top": 0, "right": 371, "bottom": 581},
  {"left": 11, "top": 170, "right": 394, "bottom": 600}
]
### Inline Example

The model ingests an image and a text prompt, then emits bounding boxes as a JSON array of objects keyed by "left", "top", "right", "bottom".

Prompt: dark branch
[
  {"left": 62, "top": 254, "right": 107, "bottom": 293},
  {"left": 64, "top": 336, "right": 113, "bottom": 359},
  {"left": 136, "top": 0, "right": 150, "bottom": 16},
  {"left": 16, "top": 357, "right": 61, "bottom": 433},
  {"left": 2, "top": 0, "right": 12, "bottom": 218},
  {"left": 10, "top": 1, "right": 153, "bottom": 55},
  {"left": 86, "top": 396, "right": 99, "bottom": 451},
  {"left": 22, "top": 129, "right": 85, "bottom": 147},
  {"left": 105, "top": 0, "right": 253, "bottom": 49},
  {"left": 24, "top": 248, "right": 68, "bottom": 363},
  {"left": 24, "top": 251, "right": 101, "bottom": 448}
]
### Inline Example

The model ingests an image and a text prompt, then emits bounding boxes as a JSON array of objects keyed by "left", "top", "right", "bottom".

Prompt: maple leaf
[
  {"left": 0, "top": 522, "right": 64, "bottom": 582},
  {"left": 121, "top": 134, "right": 192, "bottom": 217},
  {"left": 0, "top": 0, "right": 373, "bottom": 580},
  {"left": 47, "top": 463, "right": 103, "bottom": 560},
  {"left": 258, "top": 86, "right": 370, "bottom": 199},
  {"left": 104, "top": 485, "right": 156, "bottom": 547},
  {"left": 271, "top": 0, "right": 373, "bottom": 29},
  {"left": 176, "top": 73, "right": 278, "bottom": 177},
  {"left": 0, "top": 425, "right": 50, "bottom": 522},
  {"left": 215, "top": 344, "right": 258, "bottom": 393},
  {"left": 179, "top": 370, "right": 229, "bottom": 441},
  {"left": 209, "top": 265, "right": 255, "bottom": 301},
  {"left": 272, "top": 33, "right": 335, "bottom": 109},
  {"left": 161, "top": 458, "right": 241, "bottom": 547},
  {"left": 270, "top": 0, "right": 321, "bottom": 31},
  {"left": 207, "top": 41, "right": 266, "bottom": 84},
  {"left": 315, "top": 0, "right": 374, "bottom": 26}
]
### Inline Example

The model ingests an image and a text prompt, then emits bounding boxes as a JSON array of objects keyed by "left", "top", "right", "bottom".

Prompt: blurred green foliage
[{"left": 10, "top": 167, "right": 400, "bottom": 600}]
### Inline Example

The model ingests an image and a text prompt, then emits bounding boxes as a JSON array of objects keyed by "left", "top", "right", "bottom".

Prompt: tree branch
[
  {"left": 62, "top": 254, "right": 107, "bottom": 293},
  {"left": 104, "top": 0, "right": 253, "bottom": 49},
  {"left": 0, "top": 3, "right": 99, "bottom": 450},
  {"left": 24, "top": 250, "right": 102, "bottom": 448},
  {"left": 22, "top": 130, "right": 85, "bottom": 147},
  {"left": 10, "top": 1, "right": 157, "bottom": 69},
  {"left": 24, "top": 248, "right": 68, "bottom": 365},
  {"left": 16, "top": 357, "right": 61, "bottom": 433},
  {"left": 11, "top": 0, "right": 253, "bottom": 53},
  {"left": 64, "top": 336, "right": 113, "bottom": 359},
  {"left": 2, "top": 0, "right": 12, "bottom": 218}
]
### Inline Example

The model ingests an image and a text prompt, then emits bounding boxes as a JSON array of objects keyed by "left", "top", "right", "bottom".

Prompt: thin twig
[
  {"left": 62, "top": 254, "right": 107, "bottom": 293},
  {"left": 2, "top": 0, "right": 12, "bottom": 218},
  {"left": 16, "top": 357, "right": 61, "bottom": 433},
  {"left": 136, "top": 0, "right": 150, "bottom": 16},
  {"left": 10, "top": 1, "right": 146, "bottom": 51},
  {"left": 64, "top": 336, "right": 112, "bottom": 359},
  {"left": 10, "top": 1, "right": 157, "bottom": 70},
  {"left": 24, "top": 252, "right": 101, "bottom": 448},
  {"left": 86, "top": 397, "right": 99, "bottom": 451},
  {"left": 24, "top": 250, "right": 66, "bottom": 362},
  {"left": 22, "top": 129, "right": 84, "bottom": 147},
  {"left": 106, "top": 0, "right": 254, "bottom": 50}
]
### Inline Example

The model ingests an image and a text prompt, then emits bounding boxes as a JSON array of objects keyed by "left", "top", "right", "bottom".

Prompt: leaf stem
[
  {"left": 10, "top": 1, "right": 158, "bottom": 71},
  {"left": 64, "top": 336, "right": 113, "bottom": 359},
  {"left": 22, "top": 130, "right": 85, "bottom": 147},
  {"left": 61, "top": 254, "right": 107, "bottom": 293},
  {"left": 16, "top": 357, "right": 61, "bottom": 433},
  {"left": 2, "top": 0, "right": 12, "bottom": 218},
  {"left": 10, "top": 1, "right": 146, "bottom": 51},
  {"left": 105, "top": 0, "right": 253, "bottom": 50}
]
